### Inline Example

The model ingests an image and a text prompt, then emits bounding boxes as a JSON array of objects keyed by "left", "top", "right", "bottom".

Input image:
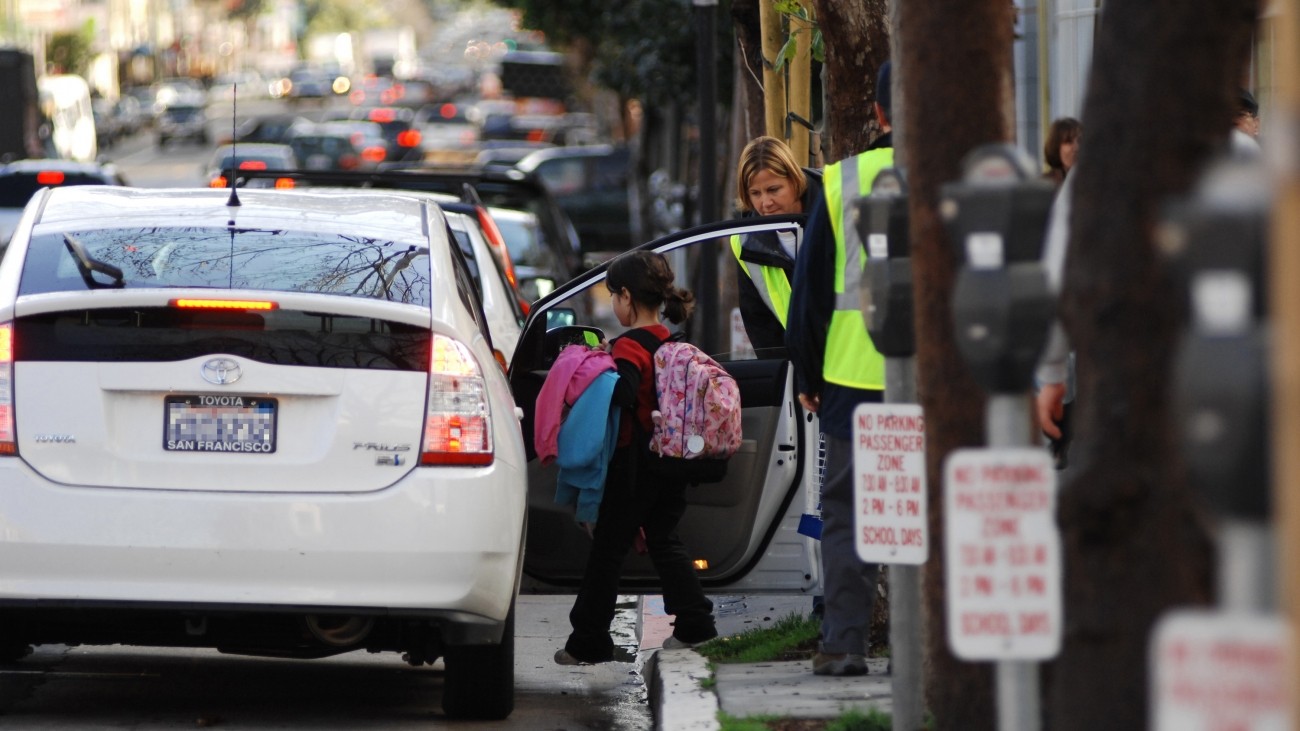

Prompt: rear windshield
[
  {"left": 0, "top": 174, "right": 111, "bottom": 207},
  {"left": 18, "top": 226, "right": 432, "bottom": 305}
]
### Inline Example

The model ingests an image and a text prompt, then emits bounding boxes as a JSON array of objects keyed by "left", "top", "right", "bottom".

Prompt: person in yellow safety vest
[
  {"left": 784, "top": 60, "right": 894, "bottom": 678},
  {"left": 730, "top": 136, "right": 824, "bottom": 351}
]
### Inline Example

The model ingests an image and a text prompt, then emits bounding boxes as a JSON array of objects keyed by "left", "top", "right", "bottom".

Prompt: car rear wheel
[{"left": 441, "top": 602, "right": 514, "bottom": 720}]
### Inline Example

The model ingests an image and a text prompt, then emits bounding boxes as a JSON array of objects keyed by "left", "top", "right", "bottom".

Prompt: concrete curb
[{"left": 648, "top": 648, "right": 720, "bottom": 731}]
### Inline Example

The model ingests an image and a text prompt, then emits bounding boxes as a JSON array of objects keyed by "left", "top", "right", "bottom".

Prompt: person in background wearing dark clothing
[
  {"left": 731, "top": 136, "right": 824, "bottom": 351},
  {"left": 1042, "top": 116, "right": 1081, "bottom": 188},
  {"left": 785, "top": 61, "right": 894, "bottom": 677},
  {"left": 555, "top": 251, "right": 717, "bottom": 665}
]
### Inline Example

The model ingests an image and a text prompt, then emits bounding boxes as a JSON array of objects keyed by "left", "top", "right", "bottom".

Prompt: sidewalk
[{"left": 643, "top": 596, "right": 893, "bottom": 730}]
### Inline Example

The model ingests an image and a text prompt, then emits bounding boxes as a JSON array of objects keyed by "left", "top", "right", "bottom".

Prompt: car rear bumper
[{"left": 0, "top": 457, "right": 526, "bottom": 622}]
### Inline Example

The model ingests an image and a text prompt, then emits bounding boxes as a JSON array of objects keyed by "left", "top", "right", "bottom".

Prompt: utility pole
[
  {"left": 694, "top": 0, "right": 720, "bottom": 354},
  {"left": 787, "top": 10, "right": 812, "bottom": 165},
  {"left": 759, "top": 0, "right": 787, "bottom": 139},
  {"left": 1271, "top": 0, "right": 1300, "bottom": 724}
]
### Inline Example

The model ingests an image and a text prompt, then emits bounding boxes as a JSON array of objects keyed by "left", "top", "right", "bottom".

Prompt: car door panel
[{"left": 512, "top": 217, "right": 818, "bottom": 594}]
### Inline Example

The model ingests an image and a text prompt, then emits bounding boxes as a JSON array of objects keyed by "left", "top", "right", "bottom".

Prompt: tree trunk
[
  {"left": 1050, "top": 0, "right": 1259, "bottom": 728},
  {"left": 729, "top": 0, "right": 766, "bottom": 144},
  {"left": 898, "top": 1, "right": 1015, "bottom": 728},
  {"left": 808, "top": 0, "right": 888, "bottom": 162}
]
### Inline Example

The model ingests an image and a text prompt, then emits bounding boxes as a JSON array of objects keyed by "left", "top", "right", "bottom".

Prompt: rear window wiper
[{"left": 63, "top": 233, "right": 125, "bottom": 289}]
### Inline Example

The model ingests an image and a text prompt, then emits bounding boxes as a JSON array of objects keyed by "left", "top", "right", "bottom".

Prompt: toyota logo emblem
[{"left": 201, "top": 358, "right": 243, "bottom": 385}]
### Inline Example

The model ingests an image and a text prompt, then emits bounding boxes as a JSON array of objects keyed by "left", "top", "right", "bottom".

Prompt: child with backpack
[{"left": 555, "top": 250, "right": 719, "bottom": 665}]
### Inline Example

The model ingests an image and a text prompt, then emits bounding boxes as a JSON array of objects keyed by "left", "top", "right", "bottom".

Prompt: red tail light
[
  {"left": 36, "top": 171, "right": 65, "bottom": 185},
  {"left": 338, "top": 154, "right": 358, "bottom": 170},
  {"left": 0, "top": 324, "right": 15, "bottom": 455},
  {"left": 397, "top": 129, "right": 422, "bottom": 148},
  {"left": 210, "top": 176, "right": 228, "bottom": 188},
  {"left": 421, "top": 334, "right": 493, "bottom": 466},
  {"left": 274, "top": 177, "right": 295, "bottom": 189},
  {"left": 440, "top": 103, "right": 457, "bottom": 119},
  {"left": 361, "top": 146, "right": 386, "bottom": 162}
]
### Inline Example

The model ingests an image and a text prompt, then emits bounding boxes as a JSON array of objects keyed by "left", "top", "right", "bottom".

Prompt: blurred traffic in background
[{"left": 0, "top": 3, "right": 638, "bottom": 275}]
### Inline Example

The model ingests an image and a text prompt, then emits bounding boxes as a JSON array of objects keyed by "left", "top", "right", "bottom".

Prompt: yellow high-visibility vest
[
  {"left": 821, "top": 148, "right": 893, "bottom": 390},
  {"left": 730, "top": 234, "right": 792, "bottom": 327}
]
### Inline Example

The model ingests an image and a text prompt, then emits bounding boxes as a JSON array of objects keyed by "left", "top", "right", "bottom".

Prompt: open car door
[{"left": 510, "top": 216, "right": 821, "bottom": 595}]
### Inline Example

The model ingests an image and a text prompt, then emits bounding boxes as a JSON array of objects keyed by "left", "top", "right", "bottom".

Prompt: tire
[
  {"left": 441, "top": 602, "right": 515, "bottom": 720},
  {"left": 157, "top": 135, "right": 168, "bottom": 148}
]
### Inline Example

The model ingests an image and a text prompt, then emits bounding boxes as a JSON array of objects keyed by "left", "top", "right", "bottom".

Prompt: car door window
[{"left": 511, "top": 216, "right": 812, "bottom": 592}]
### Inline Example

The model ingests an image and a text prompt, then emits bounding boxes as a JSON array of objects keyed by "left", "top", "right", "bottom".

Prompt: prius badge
[{"left": 201, "top": 358, "right": 243, "bottom": 386}]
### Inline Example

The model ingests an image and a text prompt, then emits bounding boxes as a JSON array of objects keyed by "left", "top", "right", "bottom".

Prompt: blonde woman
[{"left": 731, "top": 136, "right": 822, "bottom": 352}]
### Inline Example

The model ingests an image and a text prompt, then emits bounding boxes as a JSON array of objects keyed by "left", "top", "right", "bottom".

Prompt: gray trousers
[{"left": 819, "top": 434, "right": 880, "bottom": 655}]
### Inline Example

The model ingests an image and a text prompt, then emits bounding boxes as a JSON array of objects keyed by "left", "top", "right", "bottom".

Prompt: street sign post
[
  {"left": 945, "top": 448, "right": 1061, "bottom": 661},
  {"left": 1152, "top": 611, "right": 1294, "bottom": 731},
  {"left": 853, "top": 403, "right": 926, "bottom": 565}
]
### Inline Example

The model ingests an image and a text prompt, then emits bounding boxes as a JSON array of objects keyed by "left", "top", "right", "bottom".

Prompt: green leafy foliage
[
  {"left": 489, "top": 0, "right": 733, "bottom": 109},
  {"left": 771, "top": 0, "right": 823, "bottom": 71},
  {"left": 46, "top": 23, "right": 94, "bottom": 76},
  {"left": 227, "top": 0, "right": 267, "bottom": 21},
  {"left": 301, "top": 0, "right": 390, "bottom": 36}
]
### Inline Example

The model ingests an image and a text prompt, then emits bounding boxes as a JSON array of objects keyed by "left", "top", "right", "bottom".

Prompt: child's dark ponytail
[
  {"left": 661, "top": 286, "right": 695, "bottom": 324},
  {"left": 606, "top": 250, "right": 695, "bottom": 324}
]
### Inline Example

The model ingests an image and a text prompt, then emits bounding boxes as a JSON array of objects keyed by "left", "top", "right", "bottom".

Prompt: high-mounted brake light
[
  {"left": 36, "top": 171, "right": 65, "bottom": 185},
  {"left": 421, "top": 334, "right": 493, "bottom": 466},
  {"left": 474, "top": 207, "right": 529, "bottom": 315},
  {"left": 238, "top": 160, "right": 268, "bottom": 170},
  {"left": 0, "top": 324, "right": 15, "bottom": 455},
  {"left": 170, "top": 298, "right": 279, "bottom": 311}
]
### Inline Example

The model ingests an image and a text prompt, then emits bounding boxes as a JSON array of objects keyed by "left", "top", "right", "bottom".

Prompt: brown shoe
[{"left": 812, "top": 652, "right": 867, "bottom": 676}]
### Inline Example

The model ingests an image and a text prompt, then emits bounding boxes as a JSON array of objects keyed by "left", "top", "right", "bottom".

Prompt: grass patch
[
  {"left": 694, "top": 612, "right": 821, "bottom": 664},
  {"left": 718, "top": 708, "right": 892, "bottom": 731},
  {"left": 826, "top": 708, "right": 891, "bottom": 730}
]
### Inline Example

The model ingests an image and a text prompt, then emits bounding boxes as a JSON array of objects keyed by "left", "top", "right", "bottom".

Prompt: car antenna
[{"left": 226, "top": 82, "right": 241, "bottom": 209}]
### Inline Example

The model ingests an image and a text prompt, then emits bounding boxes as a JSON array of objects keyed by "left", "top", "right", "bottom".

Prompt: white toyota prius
[{"left": 0, "top": 185, "right": 526, "bottom": 720}]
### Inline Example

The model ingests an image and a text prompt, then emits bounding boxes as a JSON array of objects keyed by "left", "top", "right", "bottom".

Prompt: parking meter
[
  {"left": 857, "top": 167, "right": 914, "bottom": 357},
  {"left": 940, "top": 144, "right": 1057, "bottom": 394},
  {"left": 1169, "top": 158, "right": 1272, "bottom": 521}
]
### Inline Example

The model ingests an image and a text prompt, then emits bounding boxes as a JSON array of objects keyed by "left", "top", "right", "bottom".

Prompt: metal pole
[
  {"left": 885, "top": 356, "right": 924, "bottom": 731},
  {"left": 1219, "top": 519, "right": 1275, "bottom": 612},
  {"left": 694, "top": 0, "right": 719, "bottom": 354},
  {"left": 987, "top": 394, "right": 1039, "bottom": 731}
]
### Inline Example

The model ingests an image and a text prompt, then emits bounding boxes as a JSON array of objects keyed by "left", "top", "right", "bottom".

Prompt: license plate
[{"left": 164, "top": 395, "right": 277, "bottom": 454}]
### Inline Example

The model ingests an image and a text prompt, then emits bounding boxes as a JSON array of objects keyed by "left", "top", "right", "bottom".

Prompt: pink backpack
[{"left": 625, "top": 330, "right": 742, "bottom": 483}]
